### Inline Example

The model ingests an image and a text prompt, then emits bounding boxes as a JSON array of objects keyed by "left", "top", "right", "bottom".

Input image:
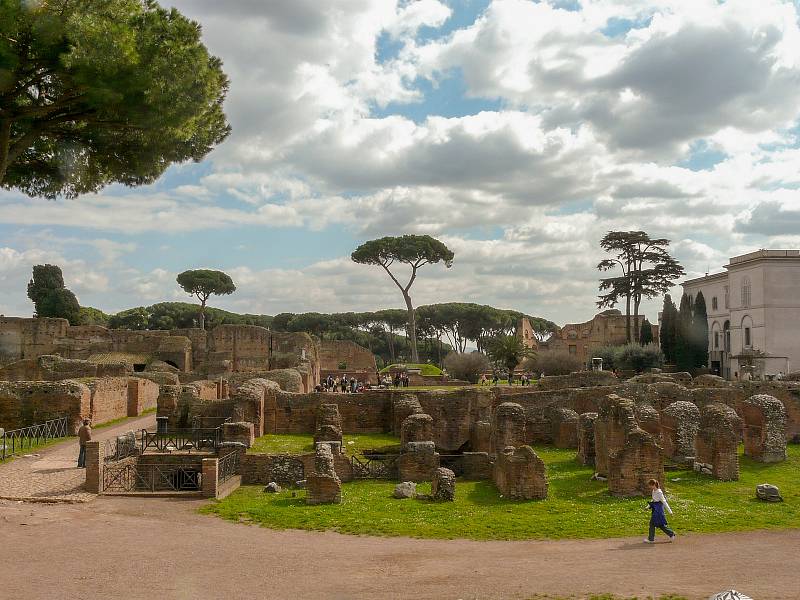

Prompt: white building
[{"left": 682, "top": 250, "right": 800, "bottom": 380}]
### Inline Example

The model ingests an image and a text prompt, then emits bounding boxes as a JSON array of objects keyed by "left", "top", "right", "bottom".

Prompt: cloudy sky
[{"left": 2, "top": 0, "right": 800, "bottom": 326}]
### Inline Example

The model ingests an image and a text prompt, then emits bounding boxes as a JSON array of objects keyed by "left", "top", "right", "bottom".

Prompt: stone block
[
  {"left": 661, "top": 401, "right": 700, "bottom": 462},
  {"left": 431, "top": 467, "right": 455, "bottom": 501},
  {"left": 739, "top": 394, "right": 787, "bottom": 463},
  {"left": 695, "top": 403, "right": 741, "bottom": 481},
  {"left": 393, "top": 481, "right": 417, "bottom": 499},
  {"left": 577, "top": 412, "right": 598, "bottom": 466},
  {"left": 493, "top": 445, "right": 547, "bottom": 500},
  {"left": 490, "top": 402, "right": 526, "bottom": 455},
  {"left": 398, "top": 441, "right": 440, "bottom": 482},
  {"left": 400, "top": 413, "right": 434, "bottom": 448},
  {"left": 222, "top": 422, "right": 255, "bottom": 448},
  {"left": 306, "top": 444, "right": 341, "bottom": 505}
]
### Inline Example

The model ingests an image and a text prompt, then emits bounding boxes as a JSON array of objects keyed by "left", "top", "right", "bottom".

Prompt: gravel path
[
  {"left": 0, "top": 414, "right": 155, "bottom": 502},
  {"left": 0, "top": 494, "right": 796, "bottom": 600}
]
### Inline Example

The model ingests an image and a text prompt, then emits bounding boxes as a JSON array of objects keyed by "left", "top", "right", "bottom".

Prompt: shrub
[
  {"left": 443, "top": 352, "right": 489, "bottom": 383},
  {"left": 522, "top": 352, "right": 582, "bottom": 376},
  {"left": 615, "top": 343, "right": 664, "bottom": 373},
  {"left": 591, "top": 345, "right": 620, "bottom": 371}
]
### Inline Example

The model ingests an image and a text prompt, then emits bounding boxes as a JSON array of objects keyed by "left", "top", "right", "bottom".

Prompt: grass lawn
[
  {"left": 204, "top": 444, "right": 800, "bottom": 541},
  {"left": 380, "top": 363, "right": 443, "bottom": 376},
  {"left": 249, "top": 432, "right": 401, "bottom": 455}
]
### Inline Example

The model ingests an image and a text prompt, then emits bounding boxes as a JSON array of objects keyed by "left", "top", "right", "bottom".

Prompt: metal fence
[
  {"left": 140, "top": 427, "right": 222, "bottom": 453},
  {"left": 1, "top": 416, "right": 69, "bottom": 461},
  {"left": 103, "top": 463, "right": 202, "bottom": 493},
  {"left": 104, "top": 433, "right": 140, "bottom": 463},
  {"left": 218, "top": 450, "right": 240, "bottom": 484},
  {"left": 351, "top": 453, "right": 400, "bottom": 479}
]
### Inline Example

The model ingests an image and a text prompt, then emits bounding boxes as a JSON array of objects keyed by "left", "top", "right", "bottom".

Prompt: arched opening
[
  {"left": 741, "top": 276, "right": 752, "bottom": 308},
  {"left": 723, "top": 321, "right": 731, "bottom": 353},
  {"left": 741, "top": 315, "right": 753, "bottom": 350}
]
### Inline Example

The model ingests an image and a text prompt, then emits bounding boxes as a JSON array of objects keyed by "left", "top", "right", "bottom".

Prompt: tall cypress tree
[
  {"left": 675, "top": 293, "right": 694, "bottom": 371},
  {"left": 692, "top": 291, "right": 709, "bottom": 368},
  {"left": 660, "top": 294, "right": 677, "bottom": 363},
  {"left": 640, "top": 318, "right": 654, "bottom": 345}
]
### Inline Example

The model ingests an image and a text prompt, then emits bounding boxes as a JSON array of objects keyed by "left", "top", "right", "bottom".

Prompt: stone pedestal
[
  {"left": 431, "top": 467, "right": 455, "bottom": 501},
  {"left": 398, "top": 441, "right": 440, "bottom": 482},
  {"left": 493, "top": 445, "right": 547, "bottom": 500}
]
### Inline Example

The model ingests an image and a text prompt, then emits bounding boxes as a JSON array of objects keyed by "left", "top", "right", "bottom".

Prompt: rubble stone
[
  {"left": 661, "top": 401, "right": 700, "bottom": 463},
  {"left": 577, "top": 412, "right": 598, "bottom": 466},
  {"left": 431, "top": 467, "right": 456, "bottom": 502},
  {"left": 695, "top": 403, "right": 742, "bottom": 481},
  {"left": 313, "top": 403, "right": 343, "bottom": 445},
  {"left": 393, "top": 481, "right": 417, "bottom": 499},
  {"left": 493, "top": 445, "right": 548, "bottom": 500},
  {"left": 490, "top": 402, "right": 526, "bottom": 455},
  {"left": 739, "top": 394, "right": 787, "bottom": 463},
  {"left": 306, "top": 444, "right": 341, "bottom": 505}
]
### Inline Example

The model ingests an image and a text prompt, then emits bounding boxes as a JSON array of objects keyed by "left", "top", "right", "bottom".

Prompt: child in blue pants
[{"left": 644, "top": 478, "right": 676, "bottom": 543}]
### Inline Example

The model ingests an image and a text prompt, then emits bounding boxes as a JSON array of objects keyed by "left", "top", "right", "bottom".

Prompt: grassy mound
[
  {"left": 204, "top": 445, "right": 800, "bottom": 540},
  {"left": 380, "top": 363, "right": 443, "bottom": 376},
  {"left": 249, "top": 433, "right": 401, "bottom": 455}
]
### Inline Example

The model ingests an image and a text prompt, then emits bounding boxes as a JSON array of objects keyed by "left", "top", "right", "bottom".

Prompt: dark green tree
[
  {"left": 598, "top": 231, "right": 684, "bottom": 343},
  {"left": 26, "top": 264, "right": 80, "bottom": 323},
  {"left": 486, "top": 335, "right": 536, "bottom": 382},
  {"left": 175, "top": 269, "right": 236, "bottom": 330},
  {"left": 674, "top": 293, "right": 694, "bottom": 371},
  {"left": 659, "top": 294, "right": 678, "bottom": 364},
  {"left": 351, "top": 235, "right": 454, "bottom": 362},
  {"left": 639, "top": 318, "right": 654, "bottom": 346},
  {"left": 691, "top": 291, "right": 709, "bottom": 368},
  {"left": 0, "top": 0, "right": 230, "bottom": 197}
]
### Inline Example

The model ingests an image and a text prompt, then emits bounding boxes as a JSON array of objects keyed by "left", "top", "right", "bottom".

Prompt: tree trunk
[
  {"left": 403, "top": 293, "right": 419, "bottom": 363},
  {"left": 386, "top": 329, "right": 395, "bottom": 362},
  {"left": 199, "top": 298, "right": 206, "bottom": 330},
  {"left": 633, "top": 297, "right": 641, "bottom": 344},
  {"left": 625, "top": 293, "right": 631, "bottom": 343}
]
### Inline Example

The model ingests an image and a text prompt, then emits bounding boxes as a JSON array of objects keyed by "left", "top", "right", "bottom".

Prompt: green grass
[
  {"left": 204, "top": 444, "right": 800, "bottom": 540},
  {"left": 249, "top": 432, "right": 401, "bottom": 455},
  {"left": 380, "top": 363, "right": 443, "bottom": 376}
]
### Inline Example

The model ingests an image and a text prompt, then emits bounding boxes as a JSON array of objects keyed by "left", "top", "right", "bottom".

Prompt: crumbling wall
[
  {"left": 738, "top": 394, "right": 787, "bottom": 463},
  {"left": 126, "top": 377, "right": 159, "bottom": 416},
  {"left": 400, "top": 413, "right": 434, "bottom": 448},
  {"left": 391, "top": 394, "right": 423, "bottom": 436},
  {"left": 314, "top": 403, "right": 343, "bottom": 445},
  {"left": 490, "top": 402, "right": 526, "bottom": 455},
  {"left": 319, "top": 340, "right": 377, "bottom": 382},
  {"left": 0, "top": 380, "right": 90, "bottom": 433},
  {"left": 634, "top": 403, "right": 661, "bottom": 438},
  {"left": 87, "top": 377, "right": 130, "bottom": 425},
  {"left": 306, "top": 444, "right": 342, "bottom": 504},
  {"left": 273, "top": 391, "right": 391, "bottom": 435},
  {"left": 536, "top": 371, "right": 618, "bottom": 391},
  {"left": 398, "top": 441, "right": 440, "bottom": 482},
  {"left": 660, "top": 401, "right": 700, "bottom": 463},
  {"left": 228, "top": 369, "right": 304, "bottom": 393},
  {"left": 547, "top": 406, "right": 579, "bottom": 448},
  {"left": 594, "top": 395, "right": 638, "bottom": 477},
  {"left": 695, "top": 403, "right": 741, "bottom": 481},
  {"left": 608, "top": 428, "right": 664, "bottom": 497},
  {"left": 493, "top": 445, "right": 548, "bottom": 500},
  {"left": 417, "top": 388, "right": 493, "bottom": 452},
  {"left": 577, "top": 412, "right": 598, "bottom": 466}
]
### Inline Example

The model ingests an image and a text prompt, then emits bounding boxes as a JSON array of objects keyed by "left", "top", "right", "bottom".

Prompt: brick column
[
  {"left": 202, "top": 458, "right": 219, "bottom": 498},
  {"left": 85, "top": 441, "right": 104, "bottom": 493}
]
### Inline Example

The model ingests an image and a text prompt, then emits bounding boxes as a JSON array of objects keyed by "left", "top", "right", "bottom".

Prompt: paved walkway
[
  {"left": 0, "top": 496, "right": 797, "bottom": 599},
  {"left": 0, "top": 414, "right": 155, "bottom": 502}
]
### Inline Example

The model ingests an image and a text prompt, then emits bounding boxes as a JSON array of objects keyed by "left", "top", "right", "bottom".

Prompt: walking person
[
  {"left": 77, "top": 419, "right": 92, "bottom": 468},
  {"left": 644, "top": 478, "right": 676, "bottom": 543}
]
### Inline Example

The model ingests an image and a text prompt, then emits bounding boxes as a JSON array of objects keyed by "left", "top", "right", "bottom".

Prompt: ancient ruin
[
  {"left": 493, "top": 445, "right": 548, "bottom": 500},
  {"left": 738, "top": 394, "right": 787, "bottom": 463},
  {"left": 547, "top": 406, "right": 578, "bottom": 448},
  {"left": 695, "top": 403, "right": 742, "bottom": 481},
  {"left": 490, "top": 402, "right": 526, "bottom": 455},
  {"left": 306, "top": 444, "right": 342, "bottom": 505},
  {"left": 431, "top": 467, "right": 456, "bottom": 501},
  {"left": 314, "top": 403, "right": 343, "bottom": 445},
  {"left": 577, "top": 412, "right": 597, "bottom": 466},
  {"left": 660, "top": 401, "right": 700, "bottom": 464}
]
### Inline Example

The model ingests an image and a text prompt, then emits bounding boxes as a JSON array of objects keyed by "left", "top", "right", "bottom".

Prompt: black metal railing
[
  {"left": 103, "top": 463, "right": 202, "bottom": 493},
  {"left": 351, "top": 453, "right": 400, "bottom": 479},
  {"left": 104, "top": 433, "right": 140, "bottom": 463},
  {"left": 218, "top": 451, "right": 240, "bottom": 484},
  {"left": 1, "top": 416, "right": 69, "bottom": 461},
  {"left": 140, "top": 427, "right": 222, "bottom": 453}
]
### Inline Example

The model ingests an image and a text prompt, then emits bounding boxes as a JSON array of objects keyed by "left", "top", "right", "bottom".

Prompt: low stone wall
[
  {"left": 0, "top": 354, "right": 128, "bottom": 382},
  {"left": 127, "top": 378, "right": 159, "bottom": 416},
  {"left": 88, "top": 377, "right": 130, "bottom": 425},
  {"left": 0, "top": 380, "right": 90, "bottom": 433},
  {"left": 240, "top": 451, "right": 353, "bottom": 485}
]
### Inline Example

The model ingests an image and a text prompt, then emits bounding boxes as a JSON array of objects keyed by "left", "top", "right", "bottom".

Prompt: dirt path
[
  {"left": 0, "top": 414, "right": 155, "bottom": 502},
  {"left": 0, "top": 495, "right": 795, "bottom": 600}
]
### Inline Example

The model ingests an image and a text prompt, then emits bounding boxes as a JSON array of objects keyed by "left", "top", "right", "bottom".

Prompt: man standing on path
[{"left": 77, "top": 420, "right": 91, "bottom": 468}]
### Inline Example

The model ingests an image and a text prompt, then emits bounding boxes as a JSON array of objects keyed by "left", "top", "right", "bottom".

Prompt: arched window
[
  {"left": 723, "top": 321, "right": 731, "bottom": 353},
  {"left": 712, "top": 296, "right": 718, "bottom": 311},
  {"left": 741, "top": 277, "right": 751, "bottom": 308},
  {"left": 711, "top": 321, "right": 721, "bottom": 350}
]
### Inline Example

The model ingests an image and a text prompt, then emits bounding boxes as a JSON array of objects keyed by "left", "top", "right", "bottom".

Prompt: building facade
[
  {"left": 537, "top": 309, "right": 658, "bottom": 367},
  {"left": 681, "top": 250, "right": 800, "bottom": 379}
]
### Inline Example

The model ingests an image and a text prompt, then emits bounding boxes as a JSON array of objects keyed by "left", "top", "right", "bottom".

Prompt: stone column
[
  {"left": 202, "top": 458, "right": 219, "bottom": 498},
  {"left": 85, "top": 441, "right": 104, "bottom": 494}
]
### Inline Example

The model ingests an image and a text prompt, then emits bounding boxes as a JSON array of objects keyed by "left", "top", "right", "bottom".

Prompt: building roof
[{"left": 682, "top": 249, "right": 800, "bottom": 287}]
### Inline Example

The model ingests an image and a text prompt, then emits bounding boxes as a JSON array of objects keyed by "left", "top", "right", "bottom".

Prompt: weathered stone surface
[
  {"left": 634, "top": 403, "right": 661, "bottom": 438},
  {"left": 393, "top": 481, "right": 417, "bottom": 499},
  {"left": 493, "top": 445, "right": 548, "bottom": 500},
  {"left": 306, "top": 444, "right": 341, "bottom": 505},
  {"left": 222, "top": 422, "right": 255, "bottom": 448},
  {"left": 608, "top": 428, "right": 664, "bottom": 497},
  {"left": 547, "top": 406, "right": 579, "bottom": 448},
  {"left": 431, "top": 467, "right": 456, "bottom": 501},
  {"left": 491, "top": 402, "right": 526, "bottom": 455},
  {"left": 263, "top": 482, "right": 281, "bottom": 493},
  {"left": 391, "top": 395, "right": 423, "bottom": 436},
  {"left": 693, "top": 374, "right": 727, "bottom": 388},
  {"left": 695, "top": 403, "right": 741, "bottom": 481},
  {"left": 739, "top": 394, "right": 787, "bottom": 463},
  {"left": 577, "top": 412, "right": 598, "bottom": 466},
  {"left": 755, "top": 483, "right": 783, "bottom": 502},
  {"left": 400, "top": 413, "right": 434, "bottom": 448},
  {"left": 594, "top": 394, "right": 637, "bottom": 477},
  {"left": 314, "top": 403, "right": 343, "bottom": 445},
  {"left": 537, "top": 371, "right": 617, "bottom": 391},
  {"left": 398, "top": 441, "right": 440, "bottom": 482},
  {"left": 661, "top": 401, "right": 700, "bottom": 463}
]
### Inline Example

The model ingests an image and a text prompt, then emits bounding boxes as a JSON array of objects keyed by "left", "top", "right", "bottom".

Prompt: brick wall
[
  {"left": 0, "top": 380, "right": 90, "bottom": 433},
  {"left": 87, "top": 377, "right": 130, "bottom": 425},
  {"left": 127, "top": 378, "right": 160, "bottom": 416}
]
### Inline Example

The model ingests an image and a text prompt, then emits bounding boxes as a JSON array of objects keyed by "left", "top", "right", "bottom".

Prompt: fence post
[
  {"left": 202, "top": 458, "right": 219, "bottom": 498},
  {"left": 85, "top": 441, "right": 104, "bottom": 493}
]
